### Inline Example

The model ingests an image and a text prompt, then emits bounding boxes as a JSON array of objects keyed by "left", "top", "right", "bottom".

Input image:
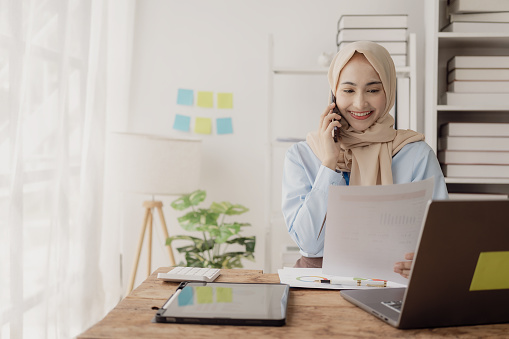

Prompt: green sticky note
[
  {"left": 217, "top": 93, "right": 233, "bottom": 109},
  {"left": 470, "top": 251, "right": 509, "bottom": 291},
  {"left": 216, "top": 287, "right": 233, "bottom": 303},
  {"left": 194, "top": 117, "right": 212, "bottom": 134},
  {"left": 196, "top": 286, "right": 213, "bottom": 304},
  {"left": 197, "top": 91, "right": 214, "bottom": 108}
]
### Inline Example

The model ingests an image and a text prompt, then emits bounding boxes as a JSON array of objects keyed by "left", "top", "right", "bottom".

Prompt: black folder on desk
[{"left": 155, "top": 281, "right": 290, "bottom": 326}]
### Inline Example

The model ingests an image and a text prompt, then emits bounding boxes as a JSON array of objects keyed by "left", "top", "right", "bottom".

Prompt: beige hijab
[{"left": 306, "top": 41, "right": 424, "bottom": 186}]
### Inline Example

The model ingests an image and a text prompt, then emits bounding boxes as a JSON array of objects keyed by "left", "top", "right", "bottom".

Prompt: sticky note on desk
[
  {"left": 470, "top": 251, "right": 509, "bottom": 291},
  {"left": 197, "top": 91, "right": 214, "bottom": 108},
  {"left": 217, "top": 93, "right": 233, "bottom": 109},
  {"left": 178, "top": 286, "right": 194, "bottom": 306},
  {"left": 196, "top": 286, "right": 213, "bottom": 304},
  {"left": 177, "top": 89, "right": 194, "bottom": 106},
  {"left": 216, "top": 287, "right": 233, "bottom": 303}
]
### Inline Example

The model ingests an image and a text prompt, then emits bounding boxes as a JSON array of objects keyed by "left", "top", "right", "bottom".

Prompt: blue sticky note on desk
[
  {"left": 217, "top": 117, "right": 233, "bottom": 135},
  {"left": 178, "top": 286, "right": 194, "bottom": 306},
  {"left": 173, "top": 114, "right": 191, "bottom": 132},
  {"left": 177, "top": 89, "right": 194, "bottom": 106}
]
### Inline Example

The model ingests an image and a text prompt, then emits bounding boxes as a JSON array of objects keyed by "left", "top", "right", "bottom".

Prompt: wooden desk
[{"left": 78, "top": 268, "right": 509, "bottom": 338}]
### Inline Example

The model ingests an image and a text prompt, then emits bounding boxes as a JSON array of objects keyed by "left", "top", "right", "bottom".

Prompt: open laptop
[{"left": 341, "top": 200, "right": 509, "bottom": 329}]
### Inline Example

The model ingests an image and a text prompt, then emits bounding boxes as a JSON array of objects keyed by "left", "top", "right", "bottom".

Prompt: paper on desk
[
  {"left": 277, "top": 267, "right": 406, "bottom": 290},
  {"left": 323, "top": 177, "right": 434, "bottom": 285}
]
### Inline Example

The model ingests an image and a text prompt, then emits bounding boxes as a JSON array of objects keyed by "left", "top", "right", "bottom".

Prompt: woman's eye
[
  {"left": 368, "top": 89, "right": 380, "bottom": 93},
  {"left": 343, "top": 89, "right": 354, "bottom": 93}
]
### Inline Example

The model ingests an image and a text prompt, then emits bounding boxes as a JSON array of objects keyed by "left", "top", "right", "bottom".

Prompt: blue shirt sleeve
[
  {"left": 281, "top": 141, "right": 448, "bottom": 257},
  {"left": 281, "top": 142, "right": 345, "bottom": 257}
]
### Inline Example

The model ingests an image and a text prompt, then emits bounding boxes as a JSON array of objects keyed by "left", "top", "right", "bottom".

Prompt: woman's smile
[{"left": 349, "top": 110, "right": 374, "bottom": 120}]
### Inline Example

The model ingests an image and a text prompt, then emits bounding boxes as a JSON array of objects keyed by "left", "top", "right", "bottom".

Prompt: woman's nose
[{"left": 353, "top": 92, "right": 368, "bottom": 109}]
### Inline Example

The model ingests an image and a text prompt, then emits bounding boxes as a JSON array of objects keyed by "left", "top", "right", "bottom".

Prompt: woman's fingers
[
  {"left": 394, "top": 252, "right": 415, "bottom": 279},
  {"left": 320, "top": 105, "right": 341, "bottom": 133},
  {"left": 319, "top": 103, "right": 335, "bottom": 129}
]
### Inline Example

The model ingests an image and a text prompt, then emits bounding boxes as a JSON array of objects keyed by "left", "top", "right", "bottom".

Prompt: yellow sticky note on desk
[
  {"left": 196, "top": 286, "right": 213, "bottom": 304},
  {"left": 194, "top": 117, "right": 212, "bottom": 134},
  {"left": 216, "top": 287, "right": 233, "bottom": 303},
  {"left": 197, "top": 91, "right": 214, "bottom": 108},
  {"left": 470, "top": 251, "right": 509, "bottom": 291}
]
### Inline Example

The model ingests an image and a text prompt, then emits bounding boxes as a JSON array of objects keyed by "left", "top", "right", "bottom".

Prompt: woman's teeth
[{"left": 350, "top": 111, "right": 372, "bottom": 117}]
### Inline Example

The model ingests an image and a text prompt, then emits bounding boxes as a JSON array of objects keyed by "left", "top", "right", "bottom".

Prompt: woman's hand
[
  {"left": 393, "top": 252, "right": 414, "bottom": 279},
  {"left": 318, "top": 103, "right": 342, "bottom": 170}
]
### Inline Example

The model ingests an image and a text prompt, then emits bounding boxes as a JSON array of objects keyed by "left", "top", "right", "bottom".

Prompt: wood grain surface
[{"left": 78, "top": 267, "right": 509, "bottom": 338}]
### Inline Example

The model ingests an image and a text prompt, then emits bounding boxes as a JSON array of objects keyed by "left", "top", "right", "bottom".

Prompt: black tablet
[{"left": 154, "top": 281, "right": 290, "bottom": 326}]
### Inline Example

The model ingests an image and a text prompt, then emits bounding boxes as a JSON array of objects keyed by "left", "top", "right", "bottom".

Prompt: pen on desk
[
  {"left": 162, "top": 282, "right": 187, "bottom": 309},
  {"left": 314, "top": 278, "right": 387, "bottom": 287}
]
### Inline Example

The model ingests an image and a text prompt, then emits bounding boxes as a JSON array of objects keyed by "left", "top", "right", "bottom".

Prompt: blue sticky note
[
  {"left": 217, "top": 117, "right": 233, "bottom": 135},
  {"left": 173, "top": 114, "right": 191, "bottom": 132},
  {"left": 178, "top": 286, "right": 194, "bottom": 306},
  {"left": 177, "top": 89, "right": 194, "bottom": 106}
]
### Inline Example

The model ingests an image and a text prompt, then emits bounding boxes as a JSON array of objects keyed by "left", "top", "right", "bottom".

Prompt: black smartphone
[{"left": 330, "top": 90, "right": 340, "bottom": 143}]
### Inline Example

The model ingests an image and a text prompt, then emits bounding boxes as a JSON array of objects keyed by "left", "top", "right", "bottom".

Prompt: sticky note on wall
[
  {"left": 194, "top": 117, "right": 212, "bottom": 134},
  {"left": 177, "top": 89, "right": 194, "bottom": 106},
  {"left": 216, "top": 117, "right": 233, "bottom": 135},
  {"left": 197, "top": 91, "right": 214, "bottom": 108},
  {"left": 217, "top": 93, "right": 233, "bottom": 109},
  {"left": 470, "top": 251, "right": 509, "bottom": 291},
  {"left": 173, "top": 114, "right": 191, "bottom": 132}
]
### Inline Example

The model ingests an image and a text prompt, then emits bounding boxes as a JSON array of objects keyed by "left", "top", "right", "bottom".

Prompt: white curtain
[{"left": 0, "top": 0, "right": 135, "bottom": 337}]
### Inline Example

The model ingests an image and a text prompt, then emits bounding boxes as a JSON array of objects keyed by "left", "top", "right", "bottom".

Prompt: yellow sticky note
[
  {"left": 216, "top": 287, "right": 233, "bottom": 303},
  {"left": 197, "top": 91, "right": 214, "bottom": 108},
  {"left": 194, "top": 117, "right": 212, "bottom": 134},
  {"left": 217, "top": 93, "right": 233, "bottom": 109},
  {"left": 196, "top": 286, "right": 213, "bottom": 304},
  {"left": 470, "top": 251, "right": 509, "bottom": 291}
]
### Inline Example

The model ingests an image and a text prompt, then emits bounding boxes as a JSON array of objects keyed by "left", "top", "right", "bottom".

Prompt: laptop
[
  {"left": 341, "top": 200, "right": 509, "bottom": 329},
  {"left": 155, "top": 281, "right": 290, "bottom": 326}
]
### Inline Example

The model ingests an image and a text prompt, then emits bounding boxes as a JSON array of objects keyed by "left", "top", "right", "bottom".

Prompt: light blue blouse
[{"left": 281, "top": 141, "right": 449, "bottom": 257}]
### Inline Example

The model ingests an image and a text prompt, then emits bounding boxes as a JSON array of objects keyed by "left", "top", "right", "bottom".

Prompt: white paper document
[
  {"left": 322, "top": 177, "right": 435, "bottom": 285},
  {"left": 277, "top": 267, "right": 407, "bottom": 290}
]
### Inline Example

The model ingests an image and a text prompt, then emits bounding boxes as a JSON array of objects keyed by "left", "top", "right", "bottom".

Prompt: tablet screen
[{"left": 158, "top": 282, "right": 290, "bottom": 325}]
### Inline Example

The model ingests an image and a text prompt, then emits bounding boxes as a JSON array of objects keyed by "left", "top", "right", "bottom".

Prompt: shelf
[
  {"left": 437, "top": 33, "right": 509, "bottom": 49},
  {"left": 445, "top": 177, "right": 509, "bottom": 185},
  {"left": 437, "top": 105, "right": 509, "bottom": 112},
  {"left": 272, "top": 68, "right": 327, "bottom": 75},
  {"left": 273, "top": 66, "right": 412, "bottom": 77}
]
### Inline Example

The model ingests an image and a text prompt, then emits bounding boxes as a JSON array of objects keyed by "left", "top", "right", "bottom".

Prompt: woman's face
[{"left": 335, "top": 53, "right": 386, "bottom": 132}]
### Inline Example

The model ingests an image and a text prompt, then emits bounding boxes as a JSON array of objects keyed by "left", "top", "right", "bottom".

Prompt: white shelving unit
[
  {"left": 265, "top": 33, "right": 418, "bottom": 273},
  {"left": 424, "top": 0, "right": 509, "bottom": 194}
]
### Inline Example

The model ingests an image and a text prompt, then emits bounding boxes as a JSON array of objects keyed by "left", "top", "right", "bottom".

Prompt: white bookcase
[
  {"left": 424, "top": 0, "right": 509, "bottom": 195},
  {"left": 265, "top": 33, "right": 417, "bottom": 273}
]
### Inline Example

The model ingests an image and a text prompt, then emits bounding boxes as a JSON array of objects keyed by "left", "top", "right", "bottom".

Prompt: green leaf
[
  {"left": 171, "top": 190, "right": 206, "bottom": 210},
  {"left": 226, "top": 236, "right": 256, "bottom": 252},
  {"left": 210, "top": 202, "right": 249, "bottom": 215},
  {"left": 167, "top": 235, "right": 215, "bottom": 253},
  {"left": 177, "top": 209, "right": 219, "bottom": 231}
]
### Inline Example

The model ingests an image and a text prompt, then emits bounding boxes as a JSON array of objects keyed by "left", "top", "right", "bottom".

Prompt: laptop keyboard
[{"left": 381, "top": 300, "right": 403, "bottom": 313}]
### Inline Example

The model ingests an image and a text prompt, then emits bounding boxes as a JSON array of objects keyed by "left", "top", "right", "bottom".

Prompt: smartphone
[{"left": 330, "top": 90, "right": 340, "bottom": 143}]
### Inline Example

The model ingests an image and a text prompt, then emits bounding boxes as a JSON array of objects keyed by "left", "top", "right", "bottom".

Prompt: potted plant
[{"left": 167, "top": 190, "right": 255, "bottom": 268}]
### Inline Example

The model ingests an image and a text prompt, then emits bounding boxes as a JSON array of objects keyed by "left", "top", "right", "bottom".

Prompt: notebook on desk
[{"left": 341, "top": 200, "right": 509, "bottom": 329}]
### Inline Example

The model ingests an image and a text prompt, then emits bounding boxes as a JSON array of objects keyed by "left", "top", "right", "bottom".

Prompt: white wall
[{"left": 125, "top": 0, "right": 426, "bottom": 276}]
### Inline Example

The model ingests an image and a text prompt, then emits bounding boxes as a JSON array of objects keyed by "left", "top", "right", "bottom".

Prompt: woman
[{"left": 281, "top": 41, "right": 448, "bottom": 275}]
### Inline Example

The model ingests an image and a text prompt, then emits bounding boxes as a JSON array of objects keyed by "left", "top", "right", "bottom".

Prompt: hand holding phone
[{"left": 330, "top": 91, "right": 341, "bottom": 143}]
